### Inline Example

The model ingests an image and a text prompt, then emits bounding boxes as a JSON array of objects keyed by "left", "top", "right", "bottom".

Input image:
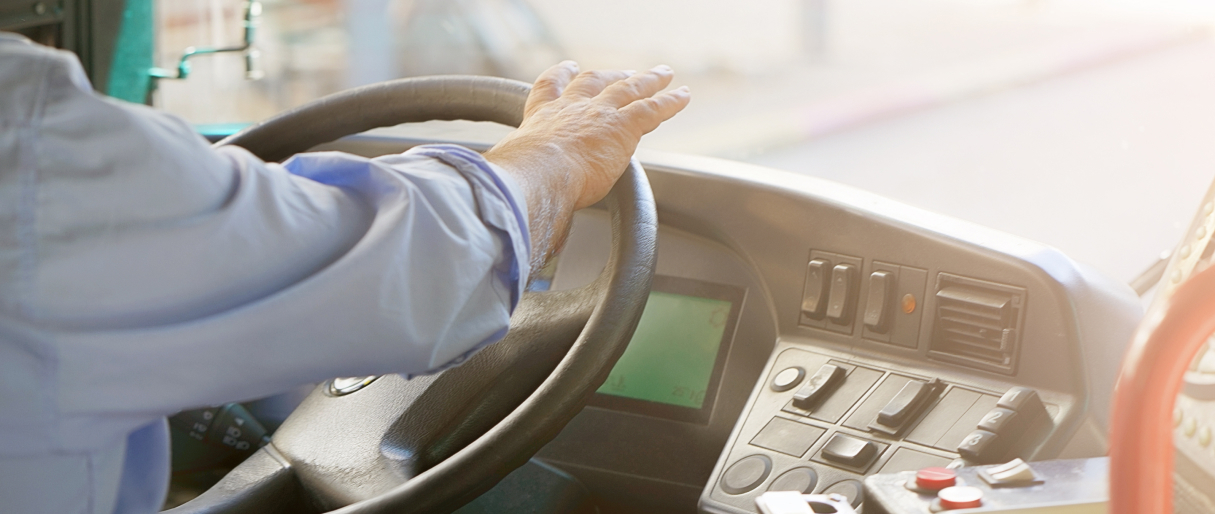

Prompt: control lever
[
  {"left": 792, "top": 364, "right": 846, "bottom": 410},
  {"left": 870, "top": 377, "right": 944, "bottom": 435}
]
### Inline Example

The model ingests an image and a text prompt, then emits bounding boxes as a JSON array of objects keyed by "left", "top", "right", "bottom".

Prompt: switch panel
[{"left": 800, "top": 251, "right": 862, "bottom": 334}]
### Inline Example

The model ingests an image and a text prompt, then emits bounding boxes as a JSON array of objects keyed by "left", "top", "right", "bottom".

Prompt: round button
[
  {"left": 939, "top": 486, "right": 983, "bottom": 509},
  {"left": 901, "top": 293, "right": 917, "bottom": 314},
  {"left": 915, "top": 467, "right": 956, "bottom": 490},
  {"left": 771, "top": 367, "right": 806, "bottom": 392},
  {"left": 1185, "top": 417, "right": 1198, "bottom": 437},
  {"left": 721, "top": 455, "right": 772, "bottom": 495},
  {"left": 1201, "top": 426, "right": 1212, "bottom": 447},
  {"left": 768, "top": 467, "right": 818, "bottom": 493},
  {"left": 821, "top": 480, "right": 863, "bottom": 507}
]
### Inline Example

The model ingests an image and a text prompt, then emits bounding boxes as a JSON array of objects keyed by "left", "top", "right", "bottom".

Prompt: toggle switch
[
  {"left": 871, "top": 378, "right": 943, "bottom": 434},
  {"left": 863, "top": 270, "right": 894, "bottom": 332},
  {"left": 826, "top": 264, "right": 857, "bottom": 325},
  {"left": 801, "top": 259, "right": 831, "bottom": 319},
  {"left": 978, "top": 458, "right": 1043, "bottom": 488},
  {"left": 792, "top": 364, "right": 846, "bottom": 410}
]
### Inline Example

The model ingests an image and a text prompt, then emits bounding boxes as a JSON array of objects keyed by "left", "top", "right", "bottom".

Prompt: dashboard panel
[{"left": 317, "top": 124, "right": 1143, "bottom": 514}]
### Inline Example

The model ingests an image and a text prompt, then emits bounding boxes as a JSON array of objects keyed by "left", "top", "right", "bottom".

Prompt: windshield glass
[{"left": 154, "top": 0, "right": 1215, "bottom": 287}]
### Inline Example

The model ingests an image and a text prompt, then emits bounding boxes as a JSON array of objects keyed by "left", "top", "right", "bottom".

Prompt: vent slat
[
  {"left": 940, "top": 315, "right": 1003, "bottom": 332},
  {"left": 939, "top": 303, "right": 1004, "bottom": 321},
  {"left": 936, "top": 287, "right": 1010, "bottom": 310}
]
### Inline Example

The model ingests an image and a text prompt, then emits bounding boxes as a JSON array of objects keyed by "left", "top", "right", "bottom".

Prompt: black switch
[
  {"left": 801, "top": 259, "right": 831, "bottom": 318},
  {"left": 822, "top": 433, "right": 878, "bottom": 468},
  {"left": 998, "top": 387, "right": 1044, "bottom": 414},
  {"left": 875, "top": 378, "right": 943, "bottom": 429},
  {"left": 826, "top": 264, "right": 857, "bottom": 324},
  {"left": 792, "top": 364, "right": 846, "bottom": 410},
  {"left": 863, "top": 270, "right": 894, "bottom": 332},
  {"left": 957, "top": 429, "right": 1003, "bottom": 463},
  {"left": 977, "top": 407, "right": 1019, "bottom": 434}
]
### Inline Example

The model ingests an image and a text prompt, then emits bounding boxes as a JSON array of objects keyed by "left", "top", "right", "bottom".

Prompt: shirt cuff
[{"left": 402, "top": 144, "right": 532, "bottom": 310}]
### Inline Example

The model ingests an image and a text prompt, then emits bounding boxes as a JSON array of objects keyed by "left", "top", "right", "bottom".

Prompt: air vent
[{"left": 929, "top": 273, "right": 1026, "bottom": 375}]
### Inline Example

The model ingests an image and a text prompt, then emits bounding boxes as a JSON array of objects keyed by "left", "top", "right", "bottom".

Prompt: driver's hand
[{"left": 485, "top": 61, "right": 690, "bottom": 271}]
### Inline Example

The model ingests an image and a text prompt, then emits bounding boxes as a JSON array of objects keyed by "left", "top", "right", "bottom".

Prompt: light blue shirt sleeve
[{"left": 0, "top": 33, "right": 531, "bottom": 514}]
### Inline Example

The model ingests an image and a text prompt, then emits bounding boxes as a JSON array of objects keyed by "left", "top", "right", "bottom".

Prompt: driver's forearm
[{"left": 484, "top": 143, "right": 582, "bottom": 275}]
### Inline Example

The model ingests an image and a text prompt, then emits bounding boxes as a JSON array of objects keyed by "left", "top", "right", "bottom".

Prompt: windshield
[{"left": 154, "top": 0, "right": 1215, "bottom": 287}]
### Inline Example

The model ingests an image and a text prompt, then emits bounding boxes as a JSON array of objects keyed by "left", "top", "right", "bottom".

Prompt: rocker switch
[
  {"left": 792, "top": 364, "right": 846, "bottom": 410},
  {"left": 826, "top": 264, "right": 857, "bottom": 324},
  {"left": 863, "top": 270, "right": 894, "bottom": 332},
  {"left": 873, "top": 378, "right": 944, "bottom": 433},
  {"left": 801, "top": 259, "right": 832, "bottom": 318}
]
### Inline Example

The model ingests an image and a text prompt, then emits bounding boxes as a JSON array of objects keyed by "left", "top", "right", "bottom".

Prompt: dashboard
[{"left": 318, "top": 123, "right": 1143, "bottom": 514}]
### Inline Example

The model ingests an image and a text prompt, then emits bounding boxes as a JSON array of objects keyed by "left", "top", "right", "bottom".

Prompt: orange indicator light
[{"left": 901, "top": 293, "right": 916, "bottom": 314}]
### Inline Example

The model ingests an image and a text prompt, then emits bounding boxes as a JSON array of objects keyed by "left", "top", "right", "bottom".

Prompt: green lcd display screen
[{"left": 590, "top": 275, "right": 744, "bottom": 424}]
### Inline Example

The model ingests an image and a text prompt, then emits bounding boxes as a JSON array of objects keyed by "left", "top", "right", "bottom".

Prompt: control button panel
[
  {"left": 864, "top": 458, "right": 1107, "bottom": 514},
  {"left": 708, "top": 347, "right": 1059, "bottom": 513},
  {"left": 799, "top": 251, "right": 862, "bottom": 335},
  {"left": 799, "top": 253, "right": 927, "bottom": 346},
  {"left": 955, "top": 387, "right": 1053, "bottom": 464}
]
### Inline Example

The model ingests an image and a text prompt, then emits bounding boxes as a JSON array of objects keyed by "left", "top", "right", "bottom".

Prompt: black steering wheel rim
[{"left": 167, "top": 76, "right": 657, "bottom": 514}]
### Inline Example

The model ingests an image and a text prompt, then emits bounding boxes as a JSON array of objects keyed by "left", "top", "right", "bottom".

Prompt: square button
[
  {"left": 812, "top": 433, "right": 889, "bottom": 472},
  {"left": 750, "top": 417, "right": 826, "bottom": 457},
  {"left": 821, "top": 433, "right": 878, "bottom": 467}
]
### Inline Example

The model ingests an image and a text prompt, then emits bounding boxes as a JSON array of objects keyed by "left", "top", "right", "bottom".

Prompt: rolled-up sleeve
[
  {"left": 36, "top": 143, "right": 534, "bottom": 447},
  {"left": 0, "top": 37, "right": 532, "bottom": 456}
]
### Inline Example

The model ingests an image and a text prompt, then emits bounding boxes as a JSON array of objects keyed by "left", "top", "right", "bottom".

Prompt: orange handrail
[{"left": 1109, "top": 263, "right": 1215, "bottom": 513}]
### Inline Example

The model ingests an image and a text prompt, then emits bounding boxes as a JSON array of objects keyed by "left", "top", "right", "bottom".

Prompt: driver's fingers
[
  {"left": 525, "top": 61, "right": 580, "bottom": 118},
  {"left": 563, "top": 69, "right": 633, "bottom": 99},
  {"left": 598, "top": 65, "right": 674, "bottom": 108},
  {"left": 620, "top": 86, "right": 692, "bottom": 135}
]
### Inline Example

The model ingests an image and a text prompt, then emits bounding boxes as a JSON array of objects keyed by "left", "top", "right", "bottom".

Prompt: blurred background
[{"left": 155, "top": 0, "right": 1215, "bottom": 290}]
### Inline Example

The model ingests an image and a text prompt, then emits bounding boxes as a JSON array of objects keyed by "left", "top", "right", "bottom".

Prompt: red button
[
  {"left": 938, "top": 486, "right": 983, "bottom": 509},
  {"left": 915, "top": 467, "right": 956, "bottom": 490}
]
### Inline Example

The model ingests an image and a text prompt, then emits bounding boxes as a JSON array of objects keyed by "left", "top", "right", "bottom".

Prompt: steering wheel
[
  {"left": 1109, "top": 263, "right": 1215, "bottom": 514},
  {"left": 164, "top": 76, "right": 658, "bottom": 514}
]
